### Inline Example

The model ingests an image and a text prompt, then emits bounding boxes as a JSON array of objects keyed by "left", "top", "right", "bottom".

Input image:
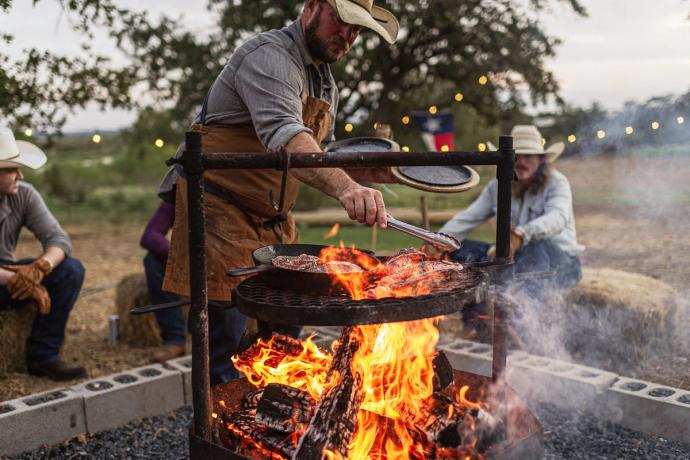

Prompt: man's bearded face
[{"left": 305, "top": 1, "right": 361, "bottom": 63}]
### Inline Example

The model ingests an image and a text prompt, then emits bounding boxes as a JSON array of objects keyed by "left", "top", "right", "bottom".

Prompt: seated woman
[{"left": 439, "top": 125, "right": 584, "bottom": 338}]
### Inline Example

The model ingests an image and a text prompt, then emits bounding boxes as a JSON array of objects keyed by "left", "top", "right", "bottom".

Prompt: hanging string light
[
  {"left": 345, "top": 123, "right": 354, "bottom": 133},
  {"left": 478, "top": 143, "right": 487, "bottom": 152},
  {"left": 651, "top": 121, "right": 660, "bottom": 130},
  {"left": 478, "top": 75, "right": 488, "bottom": 85},
  {"left": 440, "top": 145, "right": 449, "bottom": 152},
  {"left": 625, "top": 126, "right": 634, "bottom": 135},
  {"left": 401, "top": 116, "right": 410, "bottom": 125},
  {"left": 596, "top": 130, "right": 606, "bottom": 139},
  {"left": 428, "top": 106, "right": 438, "bottom": 114},
  {"left": 454, "top": 92, "right": 464, "bottom": 102},
  {"left": 677, "top": 116, "right": 685, "bottom": 125},
  {"left": 155, "top": 139, "right": 165, "bottom": 148},
  {"left": 24, "top": 128, "right": 33, "bottom": 137},
  {"left": 92, "top": 133, "right": 102, "bottom": 144},
  {"left": 402, "top": 146, "right": 410, "bottom": 152},
  {"left": 567, "top": 134, "right": 576, "bottom": 143},
  {"left": 541, "top": 138, "right": 546, "bottom": 145}
]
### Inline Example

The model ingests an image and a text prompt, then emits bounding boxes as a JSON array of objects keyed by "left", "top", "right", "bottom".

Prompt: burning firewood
[
  {"left": 222, "top": 410, "right": 297, "bottom": 460},
  {"left": 293, "top": 327, "right": 363, "bottom": 460},
  {"left": 255, "top": 383, "right": 315, "bottom": 433},
  {"left": 242, "top": 388, "right": 265, "bottom": 411},
  {"left": 432, "top": 351, "right": 454, "bottom": 392}
]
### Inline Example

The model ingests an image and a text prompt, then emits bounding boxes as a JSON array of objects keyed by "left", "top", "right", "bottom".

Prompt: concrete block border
[{"left": 437, "top": 337, "right": 690, "bottom": 443}]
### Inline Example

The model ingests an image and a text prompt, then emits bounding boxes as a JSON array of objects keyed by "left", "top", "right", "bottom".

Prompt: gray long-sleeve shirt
[
  {"left": 439, "top": 169, "right": 585, "bottom": 256},
  {"left": 0, "top": 182, "right": 71, "bottom": 263}
]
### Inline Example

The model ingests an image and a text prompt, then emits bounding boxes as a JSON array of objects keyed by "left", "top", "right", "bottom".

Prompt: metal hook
[{"left": 269, "top": 147, "right": 291, "bottom": 213}]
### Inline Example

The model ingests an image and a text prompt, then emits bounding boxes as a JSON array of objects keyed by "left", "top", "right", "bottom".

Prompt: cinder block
[
  {"left": 506, "top": 351, "right": 618, "bottom": 409},
  {"left": 75, "top": 363, "right": 184, "bottom": 433},
  {"left": 165, "top": 355, "right": 193, "bottom": 406},
  {"left": 596, "top": 377, "right": 690, "bottom": 443},
  {"left": 0, "top": 387, "right": 86, "bottom": 456},
  {"left": 438, "top": 338, "right": 493, "bottom": 377}
]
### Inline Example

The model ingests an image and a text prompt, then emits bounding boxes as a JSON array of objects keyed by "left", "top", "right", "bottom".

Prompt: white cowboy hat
[
  {"left": 327, "top": 0, "right": 399, "bottom": 44},
  {"left": 0, "top": 127, "right": 47, "bottom": 169},
  {"left": 510, "top": 125, "right": 565, "bottom": 163}
]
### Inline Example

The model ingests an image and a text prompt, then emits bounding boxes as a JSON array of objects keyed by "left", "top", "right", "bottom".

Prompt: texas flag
[{"left": 412, "top": 109, "right": 455, "bottom": 152}]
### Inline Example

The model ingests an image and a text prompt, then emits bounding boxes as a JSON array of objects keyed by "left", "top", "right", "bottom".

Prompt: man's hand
[
  {"left": 29, "top": 284, "right": 51, "bottom": 315},
  {"left": 336, "top": 183, "right": 387, "bottom": 227},
  {"left": 4, "top": 259, "right": 52, "bottom": 300}
]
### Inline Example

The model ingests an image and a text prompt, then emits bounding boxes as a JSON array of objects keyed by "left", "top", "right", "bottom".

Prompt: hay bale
[
  {"left": 564, "top": 267, "right": 679, "bottom": 366},
  {"left": 0, "top": 305, "right": 36, "bottom": 375},
  {"left": 115, "top": 273, "right": 161, "bottom": 347}
]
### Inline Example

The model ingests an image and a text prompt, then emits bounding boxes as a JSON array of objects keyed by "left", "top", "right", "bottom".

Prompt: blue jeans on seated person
[
  {"left": 449, "top": 239, "right": 582, "bottom": 336},
  {"left": 143, "top": 253, "right": 186, "bottom": 346},
  {"left": 208, "top": 305, "right": 302, "bottom": 386},
  {"left": 0, "top": 257, "right": 85, "bottom": 365}
]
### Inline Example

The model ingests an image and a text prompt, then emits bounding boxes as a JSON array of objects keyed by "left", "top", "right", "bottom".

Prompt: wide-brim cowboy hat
[
  {"left": 0, "top": 127, "right": 47, "bottom": 169},
  {"left": 510, "top": 125, "right": 565, "bottom": 163},
  {"left": 327, "top": 0, "right": 399, "bottom": 44}
]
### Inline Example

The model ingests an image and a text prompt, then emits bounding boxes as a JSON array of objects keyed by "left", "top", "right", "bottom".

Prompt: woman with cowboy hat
[
  {"left": 0, "top": 127, "right": 86, "bottom": 381},
  {"left": 440, "top": 125, "right": 584, "bottom": 337}
]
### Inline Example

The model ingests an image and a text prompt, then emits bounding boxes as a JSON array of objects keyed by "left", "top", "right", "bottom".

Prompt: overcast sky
[{"left": 1, "top": 0, "right": 689, "bottom": 132}]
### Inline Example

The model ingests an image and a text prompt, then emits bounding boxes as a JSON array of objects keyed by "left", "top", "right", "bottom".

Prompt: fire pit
[{"left": 176, "top": 133, "right": 544, "bottom": 459}]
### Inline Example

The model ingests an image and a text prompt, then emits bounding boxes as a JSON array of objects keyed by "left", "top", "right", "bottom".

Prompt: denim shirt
[{"left": 439, "top": 169, "right": 585, "bottom": 256}]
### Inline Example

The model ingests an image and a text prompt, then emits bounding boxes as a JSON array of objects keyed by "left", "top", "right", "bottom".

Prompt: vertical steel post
[
  {"left": 492, "top": 135, "right": 514, "bottom": 384},
  {"left": 185, "top": 131, "right": 212, "bottom": 442}
]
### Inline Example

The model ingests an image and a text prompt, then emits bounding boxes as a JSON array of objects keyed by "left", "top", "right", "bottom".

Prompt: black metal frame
[{"left": 178, "top": 131, "right": 515, "bottom": 448}]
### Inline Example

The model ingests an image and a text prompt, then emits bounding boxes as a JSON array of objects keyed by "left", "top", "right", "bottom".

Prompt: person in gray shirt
[{"left": 0, "top": 128, "right": 86, "bottom": 381}]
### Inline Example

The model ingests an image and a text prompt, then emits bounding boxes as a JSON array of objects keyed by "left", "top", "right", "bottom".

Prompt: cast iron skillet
[
  {"left": 226, "top": 243, "right": 379, "bottom": 295},
  {"left": 130, "top": 244, "right": 377, "bottom": 315}
]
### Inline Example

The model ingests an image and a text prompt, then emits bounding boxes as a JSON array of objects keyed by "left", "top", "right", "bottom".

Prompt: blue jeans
[
  {"left": 0, "top": 257, "right": 85, "bottom": 364},
  {"left": 143, "top": 253, "right": 186, "bottom": 345},
  {"left": 450, "top": 239, "right": 582, "bottom": 335},
  {"left": 208, "top": 304, "right": 302, "bottom": 386}
]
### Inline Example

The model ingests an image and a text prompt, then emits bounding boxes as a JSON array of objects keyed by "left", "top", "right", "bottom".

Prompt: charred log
[
  {"left": 432, "top": 351, "right": 454, "bottom": 392},
  {"left": 255, "top": 383, "right": 316, "bottom": 433},
  {"left": 242, "top": 388, "right": 265, "bottom": 411},
  {"left": 236, "top": 333, "right": 306, "bottom": 367},
  {"left": 222, "top": 410, "right": 296, "bottom": 460},
  {"left": 293, "top": 326, "right": 362, "bottom": 460}
]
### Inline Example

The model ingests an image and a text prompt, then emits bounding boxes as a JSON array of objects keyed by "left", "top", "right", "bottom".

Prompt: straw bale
[
  {"left": 115, "top": 273, "right": 161, "bottom": 347},
  {"left": 0, "top": 304, "right": 36, "bottom": 375},
  {"left": 564, "top": 267, "right": 679, "bottom": 365}
]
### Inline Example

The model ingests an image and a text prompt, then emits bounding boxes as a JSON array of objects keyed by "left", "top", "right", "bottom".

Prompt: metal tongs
[{"left": 385, "top": 213, "right": 461, "bottom": 251}]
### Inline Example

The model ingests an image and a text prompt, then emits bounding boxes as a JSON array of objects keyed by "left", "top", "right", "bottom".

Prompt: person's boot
[
  {"left": 152, "top": 343, "right": 186, "bottom": 364},
  {"left": 27, "top": 358, "right": 87, "bottom": 381}
]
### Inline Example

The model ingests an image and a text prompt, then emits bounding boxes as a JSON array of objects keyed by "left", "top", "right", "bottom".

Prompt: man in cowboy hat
[
  {"left": 440, "top": 125, "right": 584, "bottom": 337},
  {"left": 0, "top": 127, "right": 86, "bottom": 381},
  {"left": 159, "top": 0, "right": 400, "bottom": 384}
]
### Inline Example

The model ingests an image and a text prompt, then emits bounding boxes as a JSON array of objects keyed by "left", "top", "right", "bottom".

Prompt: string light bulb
[
  {"left": 596, "top": 130, "right": 606, "bottom": 139},
  {"left": 440, "top": 145, "right": 449, "bottom": 152},
  {"left": 24, "top": 128, "right": 33, "bottom": 137},
  {"left": 401, "top": 116, "right": 410, "bottom": 125},
  {"left": 155, "top": 139, "right": 165, "bottom": 148},
  {"left": 402, "top": 146, "right": 410, "bottom": 152},
  {"left": 541, "top": 138, "right": 547, "bottom": 146},
  {"left": 651, "top": 121, "right": 660, "bottom": 130},
  {"left": 478, "top": 75, "right": 488, "bottom": 85},
  {"left": 454, "top": 92, "right": 464, "bottom": 102},
  {"left": 428, "top": 106, "right": 438, "bottom": 114},
  {"left": 625, "top": 126, "right": 634, "bottom": 135},
  {"left": 567, "top": 134, "right": 576, "bottom": 143},
  {"left": 345, "top": 123, "right": 353, "bottom": 133},
  {"left": 92, "top": 133, "right": 102, "bottom": 144},
  {"left": 478, "top": 143, "right": 487, "bottom": 152},
  {"left": 677, "top": 116, "right": 685, "bottom": 125}
]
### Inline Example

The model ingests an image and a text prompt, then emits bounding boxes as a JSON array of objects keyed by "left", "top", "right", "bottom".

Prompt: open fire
[{"left": 215, "top": 248, "right": 504, "bottom": 459}]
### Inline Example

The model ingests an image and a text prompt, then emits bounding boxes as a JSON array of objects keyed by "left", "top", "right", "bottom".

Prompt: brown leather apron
[{"left": 163, "top": 95, "right": 332, "bottom": 301}]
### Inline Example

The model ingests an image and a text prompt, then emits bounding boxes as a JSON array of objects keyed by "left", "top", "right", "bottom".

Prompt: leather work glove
[
  {"left": 28, "top": 284, "right": 52, "bottom": 315},
  {"left": 4, "top": 259, "right": 52, "bottom": 301}
]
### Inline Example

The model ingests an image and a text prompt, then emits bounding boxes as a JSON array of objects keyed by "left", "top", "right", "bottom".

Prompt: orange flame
[
  {"left": 231, "top": 335, "right": 335, "bottom": 400},
  {"left": 323, "top": 223, "right": 341, "bottom": 240}
]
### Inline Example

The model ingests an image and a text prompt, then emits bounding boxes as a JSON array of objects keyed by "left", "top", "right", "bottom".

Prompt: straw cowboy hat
[
  {"left": 327, "top": 0, "right": 400, "bottom": 44},
  {"left": 511, "top": 125, "right": 565, "bottom": 163},
  {"left": 0, "top": 127, "right": 47, "bottom": 169}
]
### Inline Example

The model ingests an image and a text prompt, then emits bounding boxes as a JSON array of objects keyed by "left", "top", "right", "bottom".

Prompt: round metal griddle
[
  {"left": 324, "top": 136, "right": 400, "bottom": 153},
  {"left": 232, "top": 269, "right": 486, "bottom": 326},
  {"left": 391, "top": 164, "right": 481, "bottom": 193}
]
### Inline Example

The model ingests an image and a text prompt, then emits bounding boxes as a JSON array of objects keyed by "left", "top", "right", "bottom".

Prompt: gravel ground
[{"left": 8, "top": 404, "right": 689, "bottom": 459}]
